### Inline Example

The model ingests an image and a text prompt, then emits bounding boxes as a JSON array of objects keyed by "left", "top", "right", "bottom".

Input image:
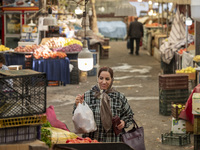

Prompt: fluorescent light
[{"left": 78, "top": 40, "right": 93, "bottom": 71}]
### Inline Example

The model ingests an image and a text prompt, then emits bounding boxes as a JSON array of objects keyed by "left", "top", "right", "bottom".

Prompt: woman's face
[{"left": 98, "top": 71, "right": 112, "bottom": 90}]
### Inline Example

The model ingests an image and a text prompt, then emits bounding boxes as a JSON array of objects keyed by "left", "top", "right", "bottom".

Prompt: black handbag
[
  {"left": 122, "top": 119, "right": 145, "bottom": 150},
  {"left": 127, "top": 39, "right": 130, "bottom": 49}
]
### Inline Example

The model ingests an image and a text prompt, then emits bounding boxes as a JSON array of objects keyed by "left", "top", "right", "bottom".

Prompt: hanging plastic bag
[{"left": 72, "top": 102, "right": 97, "bottom": 134}]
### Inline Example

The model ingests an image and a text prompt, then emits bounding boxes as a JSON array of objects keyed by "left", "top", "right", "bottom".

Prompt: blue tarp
[{"left": 97, "top": 21, "right": 127, "bottom": 39}]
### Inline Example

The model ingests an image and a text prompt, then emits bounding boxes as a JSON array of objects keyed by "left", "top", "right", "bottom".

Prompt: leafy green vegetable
[
  {"left": 41, "top": 128, "right": 52, "bottom": 147},
  {"left": 42, "top": 121, "right": 52, "bottom": 127}
]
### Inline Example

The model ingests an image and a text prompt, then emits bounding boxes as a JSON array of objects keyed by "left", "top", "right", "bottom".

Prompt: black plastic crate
[
  {"left": 159, "top": 89, "right": 189, "bottom": 101},
  {"left": 0, "top": 70, "right": 46, "bottom": 118},
  {"left": 66, "top": 52, "right": 79, "bottom": 60},
  {"left": 0, "top": 125, "right": 41, "bottom": 144},
  {"left": 194, "top": 134, "right": 200, "bottom": 150},
  {"left": 25, "top": 54, "right": 33, "bottom": 69},
  {"left": 159, "top": 99, "right": 186, "bottom": 116},
  {"left": 161, "top": 132, "right": 191, "bottom": 146},
  {"left": 70, "top": 60, "right": 79, "bottom": 84},
  {"left": 88, "top": 49, "right": 97, "bottom": 76}
]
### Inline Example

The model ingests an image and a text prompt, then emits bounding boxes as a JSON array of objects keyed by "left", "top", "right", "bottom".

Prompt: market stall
[{"left": 32, "top": 57, "right": 70, "bottom": 85}]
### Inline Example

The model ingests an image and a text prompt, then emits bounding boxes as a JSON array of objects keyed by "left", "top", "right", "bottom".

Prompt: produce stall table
[
  {"left": 54, "top": 143, "right": 134, "bottom": 150},
  {"left": 32, "top": 57, "right": 70, "bottom": 85}
]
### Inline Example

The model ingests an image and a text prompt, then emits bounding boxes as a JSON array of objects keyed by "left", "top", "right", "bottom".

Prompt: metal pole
[
  {"left": 186, "top": 5, "right": 188, "bottom": 50},
  {"left": 158, "top": 3, "right": 160, "bottom": 25},
  {"left": 161, "top": 2, "right": 164, "bottom": 33},
  {"left": 166, "top": 3, "right": 169, "bottom": 36},
  {"left": 195, "top": 21, "right": 200, "bottom": 55}
]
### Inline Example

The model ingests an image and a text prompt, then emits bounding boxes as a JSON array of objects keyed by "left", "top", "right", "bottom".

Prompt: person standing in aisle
[
  {"left": 127, "top": 17, "right": 144, "bottom": 55},
  {"left": 73, "top": 66, "right": 134, "bottom": 142}
]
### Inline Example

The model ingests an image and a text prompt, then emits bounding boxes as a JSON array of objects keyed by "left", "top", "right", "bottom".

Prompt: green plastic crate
[{"left": 161, "top": 132, "right": 191, "bottom": 146}]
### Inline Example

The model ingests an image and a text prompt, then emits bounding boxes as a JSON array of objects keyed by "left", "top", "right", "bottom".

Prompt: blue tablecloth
[
  {"left": 4, "top": 53, "right": 26, "bottom": 68},
  {"left": 32, "top": 58, "right": 70, "bottom": 85}
]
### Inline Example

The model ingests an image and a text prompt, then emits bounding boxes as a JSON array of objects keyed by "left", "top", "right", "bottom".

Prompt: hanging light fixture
[
  {"left": 43, "top": 7, "right": 57, "bottom": 26},
  {"left": 78, "top": 40, "right": 93, "bottom": 71},
  {"left": 28, "top": 20, "right": 36, "bottom": 26},
  {"left": 185, "top": 17, "right": 193, "bottom": 26},
  {"left": 78, "top": 0, "right": 93, "bottom": 71},
  {"left": 115, "top": 0, "right": 137, "bottom": 16},
  {"left": 75, "top": 6, "right": 83, "bottom": 15}
]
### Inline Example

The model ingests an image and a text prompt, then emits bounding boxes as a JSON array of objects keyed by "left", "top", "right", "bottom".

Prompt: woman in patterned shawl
[{"left": 73, "top": 66, "right": 134, "bottom": 142}]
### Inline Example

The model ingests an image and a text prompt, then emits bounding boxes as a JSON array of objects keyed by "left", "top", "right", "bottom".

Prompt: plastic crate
[
  {"left": 159, "top": 74, "right": 188, "bottom": 90},
  {"left": 159, "top": 100, "right": 186, "bottom": 116},
  {"left": 0, "top": 114, "right": 47, "bottom": 128},
  {"left": 48, "top": 81, "right": 60, "bottom": 86},
  {"left": 0, "top": 70, "right": 46, "bottom": 118},
  {"left": 171, "top": 103, "right": 186, "bottom": 120},
  {"left": 194, "top": 115, "right": 200, "bottom": 134},
  {"left": 25, "top": 54, "right": 33, "bottom": 69},
  {"left": 0, "top": 125, "right": 41, "bottom": 144},
  {"left": 70, "top": 60, "right": 79, "bottom": 84},
  {"left": 88, "top": 49, "right": 97, "bottom": 76},
  {"left": 66, "top": 53, "right": 79, "bottom": 60},
  {"left": 87, "top": 68, "right": 97, "bottom": 76},
  {"left": 161, "top": 132, "right": 191, "bottom": 146},
  {"left": 194, "top": 134, "right": 200, "bottom": 150}
]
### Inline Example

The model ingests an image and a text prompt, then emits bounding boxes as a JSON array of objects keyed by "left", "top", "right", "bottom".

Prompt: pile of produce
[
  {"left": 14, "top": 44, "right": 40, "bottom": 52},
  {"left": 178, "top": 48, "right": 187, "bottom": 54},
  {"left": 0, "top": 45, "right": 10, "bottom": 51},
  {"left": 63, "top": 38, "right": 83, "bottom": 47},
  {"left": 41, "top": 122, "right": 78, "bottom": 147},
  {"left": 52, "top": 44, "right": 82, "bottom": 53},
  {"left": 41, "top": 37, "right": 66, "bottom": 48},
  {"left": 33, "top": 45, "right": 67, "bottom": 59},
  {"left": 193, "top": 55, "right": 200, "bottom": 62},
  {"left": 66, "top": 137, "right": 99, "bottom": 143},
  {"left": 172, "top": 103, "right": 185, "bottom": 115},
  {"left": 176, "top": 66, "right": 196, "bottom": 73},
  {"left": 41, "top": 37, "right": 82, "bottom": 49}
]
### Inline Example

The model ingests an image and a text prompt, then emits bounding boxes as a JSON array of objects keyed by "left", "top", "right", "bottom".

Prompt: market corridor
[{"left": 47, "top": 41, "right": 193, "bottom": 150}]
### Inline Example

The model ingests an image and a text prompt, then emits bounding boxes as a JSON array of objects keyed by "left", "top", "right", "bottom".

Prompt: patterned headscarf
[{"left": 92, "top": 79, "right": 117, "bottom": 132}]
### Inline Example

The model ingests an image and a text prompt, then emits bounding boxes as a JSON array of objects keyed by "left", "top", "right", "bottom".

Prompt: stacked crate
[
  {"left": 87, "top": 49, "right": 98, "bottom": 76},
  {"left": 70, "top": 60, "right": 79, "bottom": 84},
  {"left": 159, "top": 74, "right": 189, "bottom": 116},
  {"left": 0, "top": 69, "right": 47, "bottom": 144}
]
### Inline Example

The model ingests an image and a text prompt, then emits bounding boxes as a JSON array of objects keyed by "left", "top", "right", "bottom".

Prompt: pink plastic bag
[{"left": 46, "top": 105, "right": 69, "bottom": 131}]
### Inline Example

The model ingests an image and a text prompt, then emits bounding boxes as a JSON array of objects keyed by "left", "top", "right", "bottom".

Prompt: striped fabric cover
[{"left": 160, "top": 8, "right": 194, "bottom": 64}]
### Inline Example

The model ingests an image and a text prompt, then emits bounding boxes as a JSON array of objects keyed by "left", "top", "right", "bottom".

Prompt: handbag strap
[{"left": 122, "top": 118, "right": 139, "bottom": 133}]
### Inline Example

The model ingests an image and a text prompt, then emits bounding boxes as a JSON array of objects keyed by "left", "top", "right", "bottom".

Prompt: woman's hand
[
  {"left": 75, "top": 94, "right": 84, "bottom": 106},
  {"left": 117, "top": 120, "right": 125, "bottom": 130}
]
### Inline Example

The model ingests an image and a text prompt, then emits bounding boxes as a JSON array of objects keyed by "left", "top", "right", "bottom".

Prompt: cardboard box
[
  {"left": 8, "top": 65, "right": 22, "bottom": 70},
  {"left": 171, "top": 117, "right": 186, "bottom": 134},
  {"left": 0, "top": 140, "right": 48, "bottom": 150},
  {"left": 192, "top": 93, "right": 200, "bottom": 114},
  {"left": 186, "top": 120, "right": 193, "bottom": 133}
]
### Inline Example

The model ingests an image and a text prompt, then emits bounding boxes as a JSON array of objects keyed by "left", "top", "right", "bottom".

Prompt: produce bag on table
[{"left": 41, "top": 127, "right": 78, "bottom": 146}]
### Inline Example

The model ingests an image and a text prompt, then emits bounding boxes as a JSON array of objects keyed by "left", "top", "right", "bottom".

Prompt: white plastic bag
[{"left": 72, "top": 102, "right": 97, "bottom": 134}]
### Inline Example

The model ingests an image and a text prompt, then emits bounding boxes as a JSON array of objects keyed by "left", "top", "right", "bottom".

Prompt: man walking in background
[{"left": 127, "top": 17, "right": 143, "bottom": 55}]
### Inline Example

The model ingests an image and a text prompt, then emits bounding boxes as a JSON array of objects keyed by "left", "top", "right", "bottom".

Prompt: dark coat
[{"left": 128, "top": 20, "right": 144, "bottom": 38}]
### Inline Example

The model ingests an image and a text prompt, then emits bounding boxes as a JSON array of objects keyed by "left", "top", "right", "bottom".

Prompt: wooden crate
[{"left": 100, "top": 46, "right": 110, "bottom": 59}]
